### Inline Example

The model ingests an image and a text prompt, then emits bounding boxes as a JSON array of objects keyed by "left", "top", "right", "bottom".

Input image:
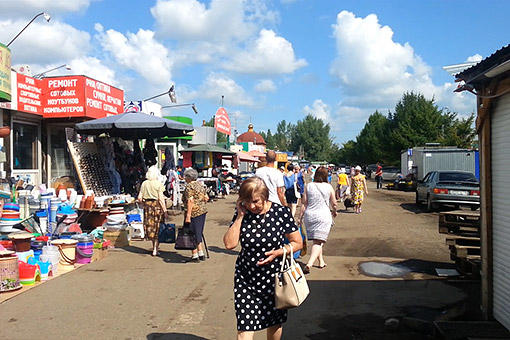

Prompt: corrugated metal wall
[
  {"left": 411, "top": 149, "right": 475, "bottom": 179},
  {"left": 491, "top": 93, "right": 510, "bottom": 330}
]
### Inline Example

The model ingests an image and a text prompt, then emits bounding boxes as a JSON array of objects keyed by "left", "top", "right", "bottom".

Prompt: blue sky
[{"left": 1, "top": 0, "right": 509, "bottom": 145}]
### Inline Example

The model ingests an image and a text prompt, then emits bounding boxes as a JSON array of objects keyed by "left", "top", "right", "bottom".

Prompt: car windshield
[{"left": 438, "top": 172, "right": 478, "bottom": 182}]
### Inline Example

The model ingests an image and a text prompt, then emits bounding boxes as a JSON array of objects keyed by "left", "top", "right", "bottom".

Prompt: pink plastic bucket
[{"left": 76, "top": 242, "right": 93, "bottom": 264}]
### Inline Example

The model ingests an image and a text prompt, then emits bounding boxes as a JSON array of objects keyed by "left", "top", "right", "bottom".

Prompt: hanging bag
[
  {"left": 275, "top": 244, "right": 310, "bottom": 309},
  {"left": 293, "top": 174, "right": 301, "bottom": 199},
  {"left": 174, "top": 223, "right": 197, "bottom": 250}
]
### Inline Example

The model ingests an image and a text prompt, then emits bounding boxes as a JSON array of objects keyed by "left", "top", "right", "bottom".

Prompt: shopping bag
[
  {"left": 158, "top": 222, "right": 175, "bottom": 243},
  {"left": 293, "top": 182, "right": 301, "bottom": 199},
  {"left": 174, "top": 225, "right": 197, "bottom": 250},
  {"left": 299, "top": 224, "right": 307, "bottom": 256},
  {"left": 275, "top": 244, "right": 310, "bottom": 309}
]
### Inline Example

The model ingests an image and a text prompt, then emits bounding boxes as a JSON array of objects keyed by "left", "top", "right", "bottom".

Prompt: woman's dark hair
[
  {"left": 287, "top": 163, "right": 294, "bottom": 172},
  {"left": 314, "top": 166, "right": 329, "bottom": 183},
  {"left": 239, "top": 177, "right": 269, "bottom": 202}
]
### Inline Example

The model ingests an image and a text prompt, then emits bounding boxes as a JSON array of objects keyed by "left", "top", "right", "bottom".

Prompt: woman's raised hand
[{"left": 236, "top": 199, "right": 247, "bottom": 216}]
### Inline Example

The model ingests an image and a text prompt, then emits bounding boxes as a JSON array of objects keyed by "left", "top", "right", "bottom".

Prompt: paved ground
[{"left": 0, "top": 180, "right": 480, "bottom": 340}]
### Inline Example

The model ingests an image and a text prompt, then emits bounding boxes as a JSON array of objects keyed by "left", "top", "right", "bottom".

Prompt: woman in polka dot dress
[{"left": 224, "top": 176, "right": 303, "bottom": 340}]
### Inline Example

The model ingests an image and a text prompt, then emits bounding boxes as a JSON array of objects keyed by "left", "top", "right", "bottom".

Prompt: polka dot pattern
[{"left": 230, "top": 203, "right": 298, "bottom": 331}]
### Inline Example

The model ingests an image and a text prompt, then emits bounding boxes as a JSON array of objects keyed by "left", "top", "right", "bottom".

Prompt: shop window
[
  {"left": 50, "top": 127, "right": 73, "bottom": 180},
  {"left": 13, "top": 123, "right": 38, "bottom": 169}
]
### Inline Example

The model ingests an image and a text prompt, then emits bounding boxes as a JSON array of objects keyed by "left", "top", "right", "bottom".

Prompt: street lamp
[
  {"left": 162, "top": 103, "right": 199, "bottom": 114},
  {"left": 7, "top": 12, "right": 51, "bottom": 47},
  {"left": 33, "top": 64, "right": 71, "bottom": 79},
  {"left": 144, "top": 85, "right": 177, "bottom": 103}
]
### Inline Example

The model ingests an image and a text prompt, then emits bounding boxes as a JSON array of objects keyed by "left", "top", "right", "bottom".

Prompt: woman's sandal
[
  {"left": 313, "top": 264, "right": 327, "bottom": 269},
  {"left": 303, "top": 265, "right": 311, "bottom": 274}
]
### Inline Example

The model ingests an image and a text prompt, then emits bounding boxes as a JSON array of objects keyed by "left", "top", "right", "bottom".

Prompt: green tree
[
  {"left": 273, "top": 120, "right": 294, "bottom": 151},
  {"left": 440, "top": 112, "right": 476, "bottom": 148},
  {"left": 204, "top": 116, "right": 228, "bottom": 143},
  {"left": 337, "top": 140, "right": 357, "bottom": 165},
  {"left": 259, "top": 130, "right": 275, "bottom": 150},
  {"left": 291, "top": 115, "right": 334, "bottom": 161},
  {"left": 355, "top": 110, "right": 390, "bottom": 164}
]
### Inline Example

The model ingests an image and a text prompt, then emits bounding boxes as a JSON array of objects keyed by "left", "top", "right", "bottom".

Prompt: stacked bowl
[{"left": 0, "top": 203, "right": 22, "bottom": 234}]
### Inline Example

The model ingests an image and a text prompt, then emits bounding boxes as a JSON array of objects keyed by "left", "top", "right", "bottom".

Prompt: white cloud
[
  {"left": 328, "top": 10, "right": 476, "bottom": 132},
  {"left": 1, "top": 0, "right": 91, "bottom": 16},
  {"left": 255, "top": 79, "right": 276, "bottom": 93},
  {"left": 96, "top": 27, "right": 174, "bottom": 86},
  {"left": 303, "top": 99, "right": 331, "bottom": 122},
  {"left": 330, "top": 11, "right": 436, "bottom": 108},
  {"left": 196, "top": 72, "right": 254, "bottom": 106},
  {"left": 224, "top": 29, "right": 307, "bottom": 75},
  {"left": 151, "top": 0, "right": 256, "bottom": 42},
  {"left": 0, "top": 19, "right": 91, "bottom": 66},
  {"left": 68, "top": 57, "right": 118, "bottom": 88},
  {"left": 467, "top": 54, "right": 483, "bottom": 63}
]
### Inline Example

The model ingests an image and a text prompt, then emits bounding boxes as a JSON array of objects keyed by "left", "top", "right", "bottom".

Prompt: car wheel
[
  {"left": 426, "top": 195, "right": 436, "bottom": 212},
  {"left": 415, "top": 192, "right": 421, "bottom": 206}
]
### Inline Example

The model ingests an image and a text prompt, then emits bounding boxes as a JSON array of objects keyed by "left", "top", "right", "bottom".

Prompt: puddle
[{"left": 359, "top": 261, "right": 411, "bottom": 278}]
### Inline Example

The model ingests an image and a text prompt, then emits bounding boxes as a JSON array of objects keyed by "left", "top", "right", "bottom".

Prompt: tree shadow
[
  {"left": 400, "top": 203, "right": 464, "bottom": 215},
  {"left": 394, "top": 258, "right": 457, "bottom": 276},
  {"left": 206, "top": 245, "right": 239, "bottom": 256},
  {"left": 147, "top": 333, "right": 208, "bottom": 340},
  {"left": 122, "top": 244, "right": 189, "bottom": 263}
]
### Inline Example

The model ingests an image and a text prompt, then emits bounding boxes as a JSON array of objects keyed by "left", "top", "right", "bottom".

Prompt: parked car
[
  {"left": 381, "top": 167, "right": 401, "bottom": 182},
  {"left": 415, "top": 170, "right": 480, "bottom": 211},
  {"left": 366, "top": 164, "right": 379, "bottom": 178}
]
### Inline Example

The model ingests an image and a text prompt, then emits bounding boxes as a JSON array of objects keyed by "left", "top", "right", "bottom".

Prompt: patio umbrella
[{"left": 75, "top": 111, "right": 194, "bottom": 139}]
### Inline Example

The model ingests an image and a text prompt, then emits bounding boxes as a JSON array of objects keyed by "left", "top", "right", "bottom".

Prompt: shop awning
[
  {"left": 75, "top": 111, "right": 194, "bottom": 139},
  {"left": 179, "top": 144, "right": 235, "bottom": 155},
  {"left": 248, "top": 150, "right": 266, "bottom": 158},
  {"left": 236, "top": 152, "right": 260, "bottom": 163}
]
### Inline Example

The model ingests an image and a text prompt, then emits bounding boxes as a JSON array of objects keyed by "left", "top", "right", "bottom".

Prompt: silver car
[{"left": 415, "top": 170, "right": 480, "bottom": 211}]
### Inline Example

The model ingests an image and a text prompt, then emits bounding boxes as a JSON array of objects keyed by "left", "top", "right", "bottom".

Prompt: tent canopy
[{"left": 75, "top": 111, "right": 194, "bottom": 139}]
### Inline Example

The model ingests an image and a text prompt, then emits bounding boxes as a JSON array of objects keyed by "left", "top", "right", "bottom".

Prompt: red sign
[
  {"left": 16, "top": 75, "right": 43, "bottom": 115},
  {"left": 214, "top": 107, "right": 231, "bottom": 135},
  {"left": 41, "top": 76, "right": 123, "bottom": 118}
]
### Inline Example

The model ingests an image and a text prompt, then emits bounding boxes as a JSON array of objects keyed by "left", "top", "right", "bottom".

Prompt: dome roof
[{"left": 237, "top": 123, "right": 266, "bottom": 145}]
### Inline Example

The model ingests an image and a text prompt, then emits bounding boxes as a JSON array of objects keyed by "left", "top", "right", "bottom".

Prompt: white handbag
[{"left": 274, "top": 244, "right": 310, "bottom": 309}]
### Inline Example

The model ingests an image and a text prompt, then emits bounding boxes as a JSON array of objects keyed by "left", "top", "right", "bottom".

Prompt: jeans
[{"left": 376, "top": 176, "right": 383, "bottom": 189}]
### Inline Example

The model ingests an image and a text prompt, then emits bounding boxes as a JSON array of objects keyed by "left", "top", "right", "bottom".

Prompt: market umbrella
[
  {"left": 179, "top": 144, "right": 236, "bottom": 155},
  {"left": 75, "top": 111, "right": 194, "bottom": 139}
]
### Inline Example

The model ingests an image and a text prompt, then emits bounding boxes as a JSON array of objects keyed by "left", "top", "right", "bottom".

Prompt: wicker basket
[{"left": 0, "top": 254, "right": 21, "bottom": 292}]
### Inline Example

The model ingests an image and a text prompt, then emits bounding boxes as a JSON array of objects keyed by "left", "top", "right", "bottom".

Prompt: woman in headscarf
[
  {"left": 352, "top": 165, "right": 368, "bottom": 214},
  {"left": 137, "top": 165, "right": 167, "bottom": 256}
]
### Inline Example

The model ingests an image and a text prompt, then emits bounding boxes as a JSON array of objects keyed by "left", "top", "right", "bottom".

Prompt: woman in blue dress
[{"left": 224, "top": 176, "right": 303, "bottom": 340}]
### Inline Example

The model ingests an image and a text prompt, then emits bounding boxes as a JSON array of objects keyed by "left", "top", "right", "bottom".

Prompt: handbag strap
[{"left": 280, "top": 243, "right": 294, "bottom": 272}]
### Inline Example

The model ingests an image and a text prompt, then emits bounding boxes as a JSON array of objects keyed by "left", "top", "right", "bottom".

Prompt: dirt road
[{"left": 0, "top": 179, "right": 475, "bottom": 340}]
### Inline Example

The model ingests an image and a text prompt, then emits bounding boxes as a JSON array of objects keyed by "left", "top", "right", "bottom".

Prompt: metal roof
[{"left": 455, "top": 44, "right": 510, "bottom": 85}]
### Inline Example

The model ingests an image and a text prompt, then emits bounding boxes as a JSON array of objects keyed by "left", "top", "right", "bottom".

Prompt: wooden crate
[
  {"left": 439, "top": 210, "right": 480, "bottom": 236},
  {"left": 103, "top": 230, "right": 130, "bottom": 248},
  {"left": 445, "top": 235, "right": 481, "bottom": 247}
]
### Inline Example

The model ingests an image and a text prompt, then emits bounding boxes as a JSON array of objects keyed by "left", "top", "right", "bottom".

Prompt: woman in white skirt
[{"left": 298, "top": 166, "right": 337, "bottom": 274}]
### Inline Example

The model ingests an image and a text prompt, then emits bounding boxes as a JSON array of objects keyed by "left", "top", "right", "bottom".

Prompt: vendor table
[{"left": 197, "top": 177, "right": 220, "bottom": 199}]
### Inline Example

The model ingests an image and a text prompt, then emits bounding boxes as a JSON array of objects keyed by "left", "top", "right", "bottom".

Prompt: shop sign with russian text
[
  {"left": 0, "top": 43, "right": 12, "bottom": 102},
  {"left": 41, "top": 75, "right": 123, "bottom": 118}
]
